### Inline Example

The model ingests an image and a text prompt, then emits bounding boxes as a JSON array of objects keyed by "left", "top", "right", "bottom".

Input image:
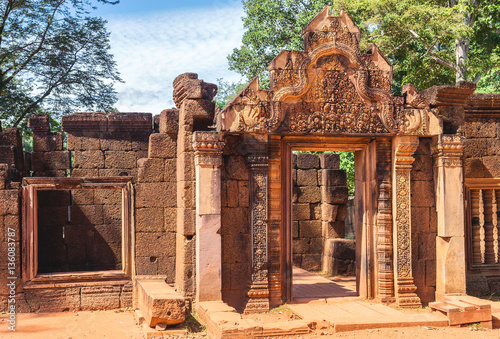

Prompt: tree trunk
[{"left": 455, "top": 38, "right": 469, "bottom": 82}]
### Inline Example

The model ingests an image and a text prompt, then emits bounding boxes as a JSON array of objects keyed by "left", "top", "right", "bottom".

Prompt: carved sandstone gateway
[{"left": 0, "top": 5, "right": 499, "bottom": 333}]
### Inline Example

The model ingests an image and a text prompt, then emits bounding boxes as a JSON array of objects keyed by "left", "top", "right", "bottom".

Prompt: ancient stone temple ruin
[{"left": 1, "top": 6, "right": 499, "bottom": 332}]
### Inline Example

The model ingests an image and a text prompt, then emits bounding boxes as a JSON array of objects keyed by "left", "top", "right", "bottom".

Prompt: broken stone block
[
  {"left": 321, "top": 186, "right": 348, "bottom": 204},
  {"left": 28, "top": 113, "right": 50, "bottom": 132},
  {"left": 323, "top": 220, "right": 345, "bottom": 238},
  {"left": 321, "top": 169, "right": 347, "bottom": 187},
  {"left": 33, "top": 132, "right": 64, "bottom": 152},
  {"left": 296, "top": 169, "right": 317, "bottom": 186},
  {"left": 107, "top": 112, "right": 153, "bottom": 132},
  {"left": 296, "top": 153, "right": 319, "bottom": 169},
  {"left": 148, "top": 134, "right": 176, "bottom": 159},
  {"left": 296, "top": 186, "right": 321, "bottom": 203},
  {"left": 136, "top": 278, "right": 186, "bottom": 327},
  {"left": 321, "top": 203, "right": 338, "bottom": 222},
  {"left": 160, "top": 109, "right": 180, "bottom": 134},
  {"left": 320, "top": 153, "right": 340, "bottom": 169},
  {"left": 293, "top": 203, "right": 310, "bottom": 221},
  {"left": 137, "top": 158, "right": 165, "bottom": 183},
  {"left": 299, "top": 220, "right": 322, "bottom": 238}
]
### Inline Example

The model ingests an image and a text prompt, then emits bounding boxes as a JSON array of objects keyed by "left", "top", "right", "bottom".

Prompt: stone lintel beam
[
  {"left": 243, "top": 134, "right": 270, "bottom": 314},
  {"left": 392, "top": 136, "right": 421, "bottom": 308},
  {"left": 193, "top": 131, "right": 224, "bottom": 302},
  {"left": 431, "top": 134, "right": 466, "bottom": 299}
]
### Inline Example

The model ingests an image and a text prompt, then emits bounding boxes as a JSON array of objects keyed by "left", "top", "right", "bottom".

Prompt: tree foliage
[
  {"left": 0, "top": 0, "right": 122, "bottom": 129},
  {"left": 228, "top": 0, "right": 500, "bottom": 93}
]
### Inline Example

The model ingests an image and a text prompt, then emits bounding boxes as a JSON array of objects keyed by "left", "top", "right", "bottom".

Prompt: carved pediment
[{"left": 220, "top": 6, "right": 439, "bottom": 136}]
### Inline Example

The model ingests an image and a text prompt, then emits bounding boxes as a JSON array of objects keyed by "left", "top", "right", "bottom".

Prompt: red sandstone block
[
  {"left": 176, "top": 232, "right": 195, "bottom": 265},
  {"left": 411, "top": 181, "right": 436, "bottom": 207},
  {"left": 181, "top": 99, "right": 215, "bottom": 127},
  {"left": 104, "top": 151, "right": 136, "bottom": 169},
  {"left": 101, "top": 133, "right": 132, "bottom": 151},
  {"left": 136, "top": 278, "right": 185, "bottom": 327},
  {"left": 0, "top": 145, "right": 16, "bottom": 165},
  {"left": 177, "top": 130, "right": 193, "bottom": 153},
  {"left": 0, "top": 163, "right": 7, "bottom": 190},
  {"left": 321, "top": 186, "right": 348, "bottom": 204},
  {"left": 136, "top": 256, "right": 159, "bottom": 275},
  {"left": 43, "top": 151, "right": 70, "bottom": 170},
  {"left": 28, "top": 113, "right": 50, "bottom": 132},
  {"left": 320, "top": 153, "right": 340, "bottom": 169},
  {"left": 177, "top": 208, "right": 195, "bottom": 235},
  {"left": 136, "top": 232, "right": 176, "bottom": 257},
  {"left": 0, "top": 190, "right": 19, "bottom": 215},
  {"left": 137, "top": 158, "right": 164, "bottom": 183},
  {"left": 80, "top": 285, "right": 121, "bottom": 311},
  {"left": 297, "top": 169, "right": 318, "bottom": 186},
  {"left": 66, "top": 133, "right": 101, "bottom": 151},
  {"left": 222, "top": 233, "right": 250, "bottom": 264},
  {"left": 411, "top": 155, "right": 433, "bottom": 181},
  {"left": 238, "top": 181, "right": 249, "bottom": 207},
  {"left": 301, "top": 254, "right": 322, "bottom": 271},
  {"left": 136, "top": 208, "right": 164, "bottom": 232},
  {"left": 22, "top": 288, "right": 81, "bottom": 312},
  {"left": 177, "top": 180, "right": 194, "bottom": 209},
  {"left": 33, "top": 132, "right": 63, "bottom": 152},
  {"left": 418, "top": 232, "right": 436, "bottom": 261},
  {"left": 94, "top": 223, "right": 122, "bottom": 244},
  {"left": 71, "top": 168, "right": 99, "bottom": 177},
  {"left": 226, "top": 156, "right": 249, "bottom": 181},
  {"left": 70, "top": 204, "right": 104, "bottom": 225},
  {"left": 62, "top": 112, "right": 108, "bottom": 132},
  {"left": 293, "top": 221, "right": 299, "bottom": 238},
  {"left": 0, "top": 128, "right": 22, "bottom": 150},
  {"left": 165, "top": 159, "right": 176, "bottom": 182},
  {"left": 131, "top": 131, "right": 151, "bottom": 151},
  {"left": 149, "top": 133, "right": 176, "bottom": 159},
  {"left": 226, "top": 180, "right": 239, "bottom": 208},
  {"left": 102, "top": 204, "right": 121, "bottom": 224},
  {"left": 135, "top": 182, "right": 176, "bottom": 208},
  {"left": 322, "top": 220, "right": 345, "bottom": 238},
  {"left": 221, "top": 207, "right": 249, "bottom": 235},
  {"left": 296, "top": 186, "right": 321, "bottom": 203},
  {"left": 94, "top": 189, "right": 121, "bottom": 205},
  {"left": 160, "top": 109, "right": 180, "bottom": 134},
  {"left": 176, "top": 151, "right": 194, "bottom": 181},
  {"left": 411, "top": 207, "right": 430, "bottom": 232},
  {"left": 107, "top": 112, "right": 152, "bottom": 132},
  {"left": 293, "top": 203, "right": 310, "bottom": 221},
  {"left": 164, "top": 208, "right": 177, "bottom": 232},
  {"left": 299, "top": 220, "right": 322, "bottom": 238},
  {"left": 321, "top": 169, "right": 347, "bottom": 187},
  {"left": 230, "top": 263, "right": 250, "bottom": 290},
  {"left": 74, "top": 150, "right": 105, "bottom": 169},
  {"left": 293, "top": 238, "right": 310, "bottom": 254},
  {"left": 296, "top": 153, "right": 319, "bottom": 169},
  {"left": 222, "top": 263, "right": 231, "bottom": 291}
]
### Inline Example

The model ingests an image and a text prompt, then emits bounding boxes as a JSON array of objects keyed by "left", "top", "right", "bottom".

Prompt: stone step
[
  {"left": 429, "top": 295, "right": 492, "bottom": 328},
  {"left": 135, "top": 277, "right": 185, "bottom": 328}
]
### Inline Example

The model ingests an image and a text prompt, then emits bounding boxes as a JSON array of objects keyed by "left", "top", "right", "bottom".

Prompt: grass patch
[{"left": 184, "top": 310, "right": 206, "bottom": 334}]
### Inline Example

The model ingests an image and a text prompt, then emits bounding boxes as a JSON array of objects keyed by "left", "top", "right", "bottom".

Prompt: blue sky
[{"left": 93, "top": 0, "right": 244, "bottom": 113}]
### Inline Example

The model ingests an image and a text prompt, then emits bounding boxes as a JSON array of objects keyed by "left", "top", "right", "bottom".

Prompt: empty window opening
[{"left": 37, "top": 188, "right": 122, "bottom": 274}]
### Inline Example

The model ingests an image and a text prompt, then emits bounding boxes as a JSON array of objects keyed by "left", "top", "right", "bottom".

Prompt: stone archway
[{"left": 218, "top": 6, "right": 446, "bottom": 312}]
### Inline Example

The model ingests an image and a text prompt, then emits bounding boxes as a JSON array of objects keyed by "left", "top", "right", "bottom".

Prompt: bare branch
[{"left": 408, "top": 30, "right": 457, "bottom": 71}]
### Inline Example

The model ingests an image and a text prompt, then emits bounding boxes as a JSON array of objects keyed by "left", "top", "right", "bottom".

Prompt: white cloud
[{"left": 106, "top": 3, "right": 245, "bottom": 114}]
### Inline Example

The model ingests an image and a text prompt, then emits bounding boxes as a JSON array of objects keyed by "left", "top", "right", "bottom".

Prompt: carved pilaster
[
  {"left": 192, "top": 131, "right": 224, "bottom": 302},
  {"left": 243, "top": 136, "right": 270, "bottom": 314},
  {"left": 431, "top": 134, "right": 466, "bottom": 298},
  {"left": 376, "top": 138, "right": 394, "bottom": 301},
  {"left": 392, "top": 136, "right": 421, "bottom": 308}
]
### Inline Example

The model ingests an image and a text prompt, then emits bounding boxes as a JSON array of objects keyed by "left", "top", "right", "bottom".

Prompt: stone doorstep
[
  {"left": 135, "top": 277, "right": 186, "bottom": 328},
  {"left": 196, "top": 301, "right": 312, "bottom": 339},
  {"left": 134, "top": 309, "right": 188, "bottom": 339},
  {"left": 429, "top": 295, "right": 493, "bottom": 328}
]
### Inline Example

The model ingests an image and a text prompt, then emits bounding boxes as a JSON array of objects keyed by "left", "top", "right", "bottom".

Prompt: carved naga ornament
[{"left": 220, "top": 7, "right": 435, "bottom": 136}]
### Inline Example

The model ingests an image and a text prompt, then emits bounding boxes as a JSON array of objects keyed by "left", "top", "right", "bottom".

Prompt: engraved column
[
  {"left": 432, "top": 134, "right": 466, "bottom": 299},
  {"left": 244, "top": 136, "right": 270, "bottom": 314},
  {"left": 193, "top": 131, "right": 224, "bottom": 301},
  {"left": 376, "top": 137, "right": 394, "bottom": 301},
  {"left": 392, "top": 136, "right": 421, "bottom": 307}
]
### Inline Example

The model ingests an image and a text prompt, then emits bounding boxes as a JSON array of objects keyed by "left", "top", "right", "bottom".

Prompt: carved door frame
[{"left": 267, "top": 135, "right": 379, "bottom": 305}]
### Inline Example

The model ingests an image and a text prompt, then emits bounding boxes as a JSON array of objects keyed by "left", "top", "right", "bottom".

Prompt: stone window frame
[
  {"left": 21, "top": 177, "right": 135, "bottom": 287},
  {"left": 465, "top": 178, "right": 500, "bottom": 271}
]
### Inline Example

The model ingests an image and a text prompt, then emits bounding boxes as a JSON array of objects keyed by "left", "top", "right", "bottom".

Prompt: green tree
[
  {"left": 0, "top": 0, "right": 122, "bottom": 129},
  {"left": 229, "top": 0, "right": 500, "bottom": 93}
]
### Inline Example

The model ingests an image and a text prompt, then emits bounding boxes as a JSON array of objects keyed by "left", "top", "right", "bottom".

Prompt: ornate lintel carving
[
  {"left": 243, "top": 139, "right": 270, "bottom": 314},
  {"left": 431, "top": 134, "right": 465, "bottom": 168},
  {"left": 192, "top": 131, "right": 224, "bottom": 167},
  {"left": 392, "top": 136, "right": 421, "bottom": 308}
]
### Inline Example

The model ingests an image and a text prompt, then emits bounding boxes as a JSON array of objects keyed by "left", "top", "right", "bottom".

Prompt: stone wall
[
  {"left": 463, "top": 93, "right": 500, "bottom": 295},
  {"left": 292, "top": 153, "right": 350, "bottom": 273},
  {"left": 220, "top": 135, "right": 251, "bottom": 312},
  {"left": 410, "top": 137, "right": 437, "bottom": 304}
]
